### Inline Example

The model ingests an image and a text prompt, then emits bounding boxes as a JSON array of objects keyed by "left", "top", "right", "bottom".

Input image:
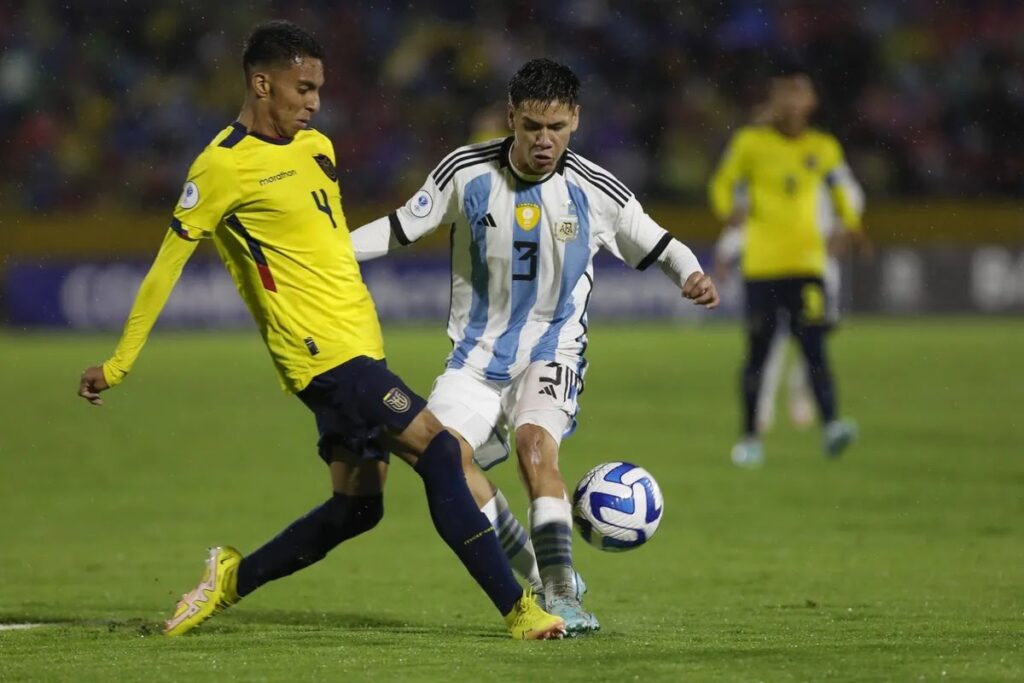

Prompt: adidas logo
[{"left": 476, "top": 213, "right": 497, "bottom": 228}]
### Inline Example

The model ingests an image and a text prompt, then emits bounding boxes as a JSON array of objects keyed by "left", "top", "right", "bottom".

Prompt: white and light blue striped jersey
[{"left": 352, "top": 137, "right": 701, "bottom": 382}]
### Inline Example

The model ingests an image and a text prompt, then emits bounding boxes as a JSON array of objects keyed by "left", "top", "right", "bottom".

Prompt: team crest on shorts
[
  {"left": 383, "top": 387, "right": 411, "bottom": 413},
  {"left": 313, "top": 154, "right": 338, "bottom": 182},
  {"left": 515, "top": 203, "right": 541, "bottom": 231}
]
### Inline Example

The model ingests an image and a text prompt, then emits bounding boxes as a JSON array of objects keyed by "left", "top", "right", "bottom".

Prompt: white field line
[{"left": 0, "top": 623, "right": 51, "bottom": 631}]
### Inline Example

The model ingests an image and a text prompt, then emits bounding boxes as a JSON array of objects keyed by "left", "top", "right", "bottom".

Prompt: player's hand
[
  {"left": 828, "top": 229, "right": 873, "bottom": 259},
  {"left": 681, "top": 272, "right": 720, "bottom": 310},
  {"left": 78, "top": 365, "right": 110, "bottom": 406}
]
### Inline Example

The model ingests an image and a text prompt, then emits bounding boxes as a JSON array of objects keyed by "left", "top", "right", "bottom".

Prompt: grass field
[{"left": 1, "top": 319, "right": 1022, "bottom": 682}]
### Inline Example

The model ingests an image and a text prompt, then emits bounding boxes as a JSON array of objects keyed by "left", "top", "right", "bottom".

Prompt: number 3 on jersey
[
  {"left": 513, "top": 241, "right": 538, "bottom": 281},
  {"left": 311, "top": 188, "right": 337, "bottom": 228}
]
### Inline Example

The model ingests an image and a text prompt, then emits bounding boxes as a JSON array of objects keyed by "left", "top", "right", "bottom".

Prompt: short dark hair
[
  {"left": 508, "top": 58, "right": 581, "bottom": 108},
  {"left": 242, "top": 20, "right": 324, "bottom": 76}
]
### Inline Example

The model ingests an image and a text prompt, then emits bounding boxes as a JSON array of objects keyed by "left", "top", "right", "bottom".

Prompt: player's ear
[
  {"left": 250, "top": 71, "right": 271, "bottom": 99},
  {"left": 570, "top": 105, "right": 580, "bottom": 133},
  {"left": 506, "top": 102, "right": 515, "bottom": 131}
]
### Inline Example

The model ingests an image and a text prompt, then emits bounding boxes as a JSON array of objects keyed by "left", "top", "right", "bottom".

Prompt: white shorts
[{"left": 427, "top": 361, "right": 583, "bottom": 470}]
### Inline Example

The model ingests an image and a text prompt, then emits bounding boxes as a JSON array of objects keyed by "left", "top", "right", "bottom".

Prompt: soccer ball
[{"left": 571, "top": 462, "right": 664, "bottom": 552}]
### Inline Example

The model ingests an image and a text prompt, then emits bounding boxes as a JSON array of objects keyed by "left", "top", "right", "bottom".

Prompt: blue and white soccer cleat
[
  {"left": 730, "top": 438, "right": 764, "bottom": 468},
  {"left": 545, "top": 571, "right": 599, "bottom": 637},
  {"left": 823, "top": 419, "right": 858, "bottom": 458}
]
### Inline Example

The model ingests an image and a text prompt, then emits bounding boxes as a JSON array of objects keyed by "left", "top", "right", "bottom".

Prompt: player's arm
[
  {"left": 600, "top": 195, "right": 719, "bottom": 309},
  {"left": 78, "top": 231, "right": 200, "bottom": 405},
  {"left": 350, "top": 171, "right": 456, "bottom": 262},
  {"left": 79, "top": 147, "right": 236, "bottom": 405},
  {"left": 708, "top": 130, "right": 750, "bottom": 228}
]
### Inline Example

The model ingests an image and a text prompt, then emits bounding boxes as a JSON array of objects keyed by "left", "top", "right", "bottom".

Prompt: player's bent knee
[
  {"left": 345, "top": 494, "right": 384, "bottom": 537},
  {"left": 319, "top": 493, "right": 384, "bottom": 549}
]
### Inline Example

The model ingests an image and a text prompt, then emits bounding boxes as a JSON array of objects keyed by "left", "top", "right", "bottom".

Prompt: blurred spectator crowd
[{"left": 1, "top": 0, "right": 1021, "bottom": 213}]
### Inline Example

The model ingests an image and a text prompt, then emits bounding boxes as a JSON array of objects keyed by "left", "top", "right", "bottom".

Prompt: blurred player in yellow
[
  {"left": 76, "top": 20, "right": 563, "bottom": 640},
  {"left": 709, "top": 63, "right": 864, "bottom": 467}
]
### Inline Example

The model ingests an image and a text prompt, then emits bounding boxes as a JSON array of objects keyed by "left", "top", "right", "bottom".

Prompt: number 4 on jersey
[{"left": 311, "top": 188, "right": 337, "bottom": 228}]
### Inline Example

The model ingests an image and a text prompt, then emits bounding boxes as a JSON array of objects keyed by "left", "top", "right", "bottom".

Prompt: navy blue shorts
[
  {"left": 297, "top": 356, "right": 427, "bottom": 465},
  {"left": 744, "top": 277, "right": 831, "bottom": 334}
]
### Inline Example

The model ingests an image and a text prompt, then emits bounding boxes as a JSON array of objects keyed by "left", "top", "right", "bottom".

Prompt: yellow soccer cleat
[
  {"left": 504, "top": 590, "right": 566, "bottom": 640},
  {"left": 163, "top": 546, "right": 242, "bottom": 637}
]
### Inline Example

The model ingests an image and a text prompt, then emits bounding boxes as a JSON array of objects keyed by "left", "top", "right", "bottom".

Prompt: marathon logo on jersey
[
  {"left": 408, "top": 190, "right": 433, "bottom": 218},
  {"left": 555, "top": 200, "right": 579, "bottom": 241},
  {"left": 313, "top": 154, "right": 338, "bottom": 182},
  {"left": 383, "top": 387, "right": 411, "bottom": 413},
  {"left": 179, "top": 181, "right": 200, "bottom": 209},
  {"left": 515, "top": 203, "right": 541, "bottom": 231},
  {"left": 259, "top": 170, "right": 297, "bottom": 186}
]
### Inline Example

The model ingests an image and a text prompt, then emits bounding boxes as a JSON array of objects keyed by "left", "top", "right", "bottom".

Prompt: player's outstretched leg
[
  {"left": 405, "top": 423, "right": 565, "bottom": 639},
  {"left": 516, "top": 425, "right": 599, "bottom": 636},
  {"left": 164, "top": 546, "right": 242, "bottom": 636}
]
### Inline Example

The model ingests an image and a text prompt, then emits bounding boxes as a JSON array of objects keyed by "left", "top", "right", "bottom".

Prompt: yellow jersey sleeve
[
  {"left": 708, "top": 129, "right": 750, "bottom": 222},
  {"left": 102, "top": 230, "right": 200, "bottom": 386},
  {"left": 171, "top": 147, "right": 240, "bottom": 239}
]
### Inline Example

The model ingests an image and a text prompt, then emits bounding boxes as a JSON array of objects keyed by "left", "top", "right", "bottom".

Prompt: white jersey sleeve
[
  {"left": 564, "top": 152, "right": 702, "bottom": 287},
  {"left": 600, "top": 190, "right": 703, "bottom": 287},
  {"left": 350, "top": 150, "right": 465, "bottom": 261}
]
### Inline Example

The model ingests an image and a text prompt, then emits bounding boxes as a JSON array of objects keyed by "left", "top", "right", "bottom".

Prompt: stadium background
[
  {"left": 2, "top": 0, "right": 1023, "bottom": 326},
  {"left": 1, "top": 2, "right": 1022, "bottom": 681}
]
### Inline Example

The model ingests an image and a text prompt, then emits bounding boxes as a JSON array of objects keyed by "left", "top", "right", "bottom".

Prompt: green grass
[{"left": 1, "top": 319, "right": 1022, "bottom": 681}]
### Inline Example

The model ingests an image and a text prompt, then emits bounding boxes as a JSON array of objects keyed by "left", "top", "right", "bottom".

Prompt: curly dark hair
[
  {"left": 507, "top": 58, "right": 581, "bottom": 108},
  {"left": 242, "top": 20, "right": 324, "bottom": 76}
]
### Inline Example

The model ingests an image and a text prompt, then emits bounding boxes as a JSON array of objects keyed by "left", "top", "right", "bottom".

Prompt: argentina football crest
[
  {"left": 312, "top": 153, "right": 338, "bottom": 182},
  {"left": 555, "top": 199, "right": 579, "bottom": 242}
]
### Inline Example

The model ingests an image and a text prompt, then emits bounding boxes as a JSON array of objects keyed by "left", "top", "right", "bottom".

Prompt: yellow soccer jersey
[
  {"left": 708, "top": 125, "right": 862, "bottom": 279},
  {"left": 106, "top": 122, "right": 384, "bottom": 393}
]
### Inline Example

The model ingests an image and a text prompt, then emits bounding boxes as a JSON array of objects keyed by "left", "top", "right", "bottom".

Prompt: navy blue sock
[
  {"left": 414, "top": 431, "right": 522, "bottom": 615},
  {"left": 795, "top": 326, "right": 837, "bottom": 423},
  {"left": 742, "top": 326, "right": 776, "bottom": 436},
  {"left": 236, "top": 492, "right": 383, "bottom": 597}
]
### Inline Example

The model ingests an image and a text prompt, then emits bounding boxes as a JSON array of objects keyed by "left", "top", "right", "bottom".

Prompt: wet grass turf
[{"left": 1, "top": 320, "right": 1022, "bottom": 681}]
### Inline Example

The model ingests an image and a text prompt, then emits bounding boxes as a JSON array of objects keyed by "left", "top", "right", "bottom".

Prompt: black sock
[
  {"left": 414, "top": 431, "right": 522, "bottom": 615},
  {"left": 235, "top": 492, "right": 383, "bottom": 597}
]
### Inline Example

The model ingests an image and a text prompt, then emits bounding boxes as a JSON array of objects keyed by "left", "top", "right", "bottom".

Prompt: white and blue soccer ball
[{"left": 571, "top": 462, "right": 664, "bottom": 552}]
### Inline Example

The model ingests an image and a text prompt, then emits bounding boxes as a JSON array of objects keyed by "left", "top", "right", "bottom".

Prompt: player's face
[
  {"left": 508, "top": 100, "right": 580, "bottom": 175},
  {"left": 768, "top": 74, "right": 817, "bottom": 129},
  {"left": 263, "top": 57, "right": 324, "bottom": 138}
]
